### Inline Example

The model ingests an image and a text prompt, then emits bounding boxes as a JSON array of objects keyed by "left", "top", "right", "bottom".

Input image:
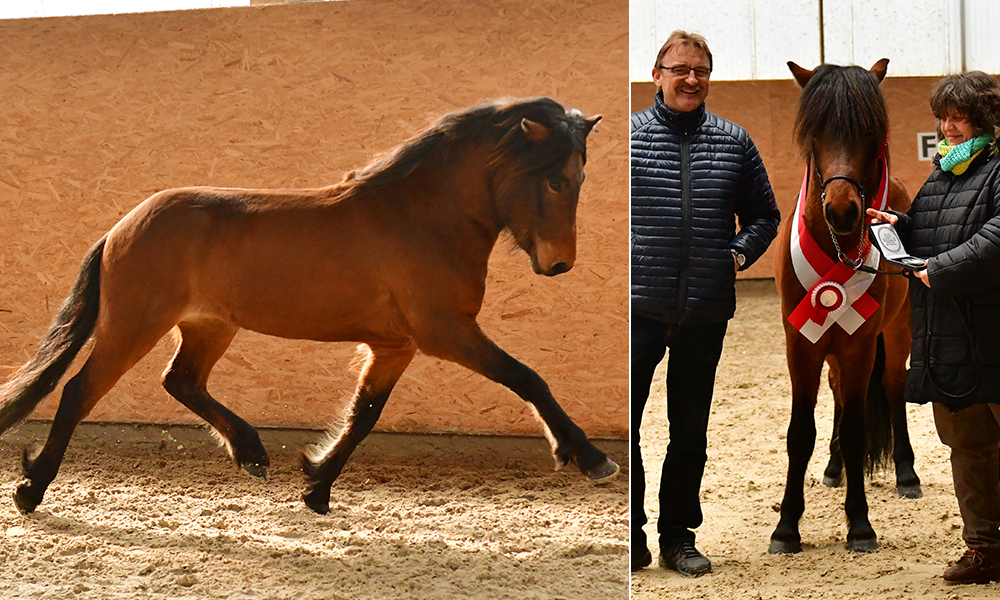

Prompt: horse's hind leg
[
  {"left": 301, "top": 342, "right": 416, "bottom": 514},
  {"left": 14, "top": 325, "right": 168, "bottom": 513},
  {"left": 823, "top": 397, "right": 845, "bottom": 488},
  {"left": 882, "top": 319, "right": 921, "bottom": 498},
  {"left": 161, "top": 320, "right": 269, "bottom": 477}
]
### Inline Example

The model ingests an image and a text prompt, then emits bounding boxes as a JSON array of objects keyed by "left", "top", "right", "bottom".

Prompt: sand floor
[
  {"left": 632, "top": 280, "right": 1000, "bottom": 599},
  {"left": 0, "top": 425, "right": 627, "bottom": 599}
]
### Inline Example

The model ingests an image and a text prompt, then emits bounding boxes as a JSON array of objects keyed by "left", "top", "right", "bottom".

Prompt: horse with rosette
[
  {"left": 769, "top": 60, "right": 921, "bottom": 554},
  {"left": 0, "top": 97, "right": 618, "bottom": 516}
]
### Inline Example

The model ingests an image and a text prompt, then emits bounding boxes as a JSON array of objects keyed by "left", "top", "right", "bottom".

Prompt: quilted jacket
[
  {"left": 897, "top": 148, "right": 1000, "bottom": 410},
  {"left": 631, "top": 93, "right": 780, "bottom": 325}
]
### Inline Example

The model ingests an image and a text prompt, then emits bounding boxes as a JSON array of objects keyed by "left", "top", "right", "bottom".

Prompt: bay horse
[
  {"left": 769, "top": 60, "right": 920, "bottom": 554},
  {"left": 0, "top": 97, "right": 618, "bottom": 515}
]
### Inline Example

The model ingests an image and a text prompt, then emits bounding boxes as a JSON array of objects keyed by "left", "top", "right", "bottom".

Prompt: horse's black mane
[
  {"left": 795, "top": 64, "right": 888, "bottom": 159},
  {"left": 333, "top": 97, "right": 590, "bottom": 197}
]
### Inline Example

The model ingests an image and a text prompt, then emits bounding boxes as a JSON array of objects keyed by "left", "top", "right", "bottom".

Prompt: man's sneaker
[
  {"left": 943, "top": 549, "right": 1000, "bottom": 585},
  {"left": 632, "top": 547, "right": 652, "bottom": 572},
  {"left": 659, "top": 542, "right": 712, "bottom": 577}
]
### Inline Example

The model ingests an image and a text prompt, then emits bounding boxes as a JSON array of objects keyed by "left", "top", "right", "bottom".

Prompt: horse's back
[{"left": 97, "top": 185, "right": 489, "bottom": 345}]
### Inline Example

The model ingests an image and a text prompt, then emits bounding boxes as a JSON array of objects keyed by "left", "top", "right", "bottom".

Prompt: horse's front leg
[
  {"left": 416, "top": 315, "right": 618, "bottom": 481},
  {"left": 836, "top": 351, "right": 879, "bottom": 552},
  {"left": 769, "top": 333, "right": 824, "bottom": 554},
  {"left": 300, "top": 342, "right": 416, "bottom": 514}
]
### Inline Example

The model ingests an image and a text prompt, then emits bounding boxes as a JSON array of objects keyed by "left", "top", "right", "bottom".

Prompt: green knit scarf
[{"left": 938, "top": 134, "right": 993, "bottom": 175}]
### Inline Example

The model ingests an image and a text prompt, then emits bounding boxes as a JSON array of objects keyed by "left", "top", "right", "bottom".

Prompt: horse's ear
[
  {"left": 584, "top": 115, "right": 602, "bottom": 135},
  {"left": 521, "top": 119, "right": 553, "bottom": 143},
  {"left": 787, "top": 61, "right": 814, "bottom": 88},
  {"left": 869, "top": 58, "right": 889, "bottom": 83}
]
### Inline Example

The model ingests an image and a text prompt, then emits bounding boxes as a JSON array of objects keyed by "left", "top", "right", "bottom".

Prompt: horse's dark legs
[
  {"left": 162, "top": 321, "right": 269, "bottom": 477},
  {"left": 769, "top": 398, "right": 817, "bottom": 554},
  {"left": 14, "top": 372, "right": 94, "bottom": 513},
  {"left": 300, "top": 342, "right": 416, "bottom": 514},
  {"left": 770, "top": 339, "right": 823, "bottom": 554},
  {"left": 890, "top": 398, "right": 921, "bottom": 498},
  {"left": 839, "top": 395, "right": 877, "bottom": 552},
  {"left": 14, "top": 330, "right": 161, "bottom": 513},
  {"left": 882, "top": 325, "right": 921, "bottom": 498},
  {"left": 823, "top": 402, "right": 845, "bottom": 488},
  {"left": 417, "top": 318, "right": 617, "bottom": 481}
]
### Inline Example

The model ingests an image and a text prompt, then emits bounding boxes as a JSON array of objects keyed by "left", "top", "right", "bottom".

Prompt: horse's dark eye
[{"left": 547, "top": 178, "right": 563, "bottom": 193}]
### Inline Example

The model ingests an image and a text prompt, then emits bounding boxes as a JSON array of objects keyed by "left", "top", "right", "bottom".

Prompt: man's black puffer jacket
[
  {"left": 631, "top": 93, "right": 780, "bottom": 325},
  {"left": 898, "top": 149, "right": 1000, "bottom": 410}
]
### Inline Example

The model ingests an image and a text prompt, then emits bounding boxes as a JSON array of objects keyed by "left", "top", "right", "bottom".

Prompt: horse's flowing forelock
[
  {"left": 794, "top": 64, "right": 888, "bottom": 159},
  {"left": 333, "top": 98, "right": 585, "bottom": 198}
]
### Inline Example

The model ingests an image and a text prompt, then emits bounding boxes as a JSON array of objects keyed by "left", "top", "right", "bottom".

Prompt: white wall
[
  {"left": 0, "top": 1, "right": 248, "bottom": 20},
  {"left": 630, "top": 0, "right": 999, "bottom": 81}
]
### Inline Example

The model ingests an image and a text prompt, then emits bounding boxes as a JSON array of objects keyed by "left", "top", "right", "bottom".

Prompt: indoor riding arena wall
[
  {"left": 632, "top": 75, "right": 999, "bottom": 279},
  {"left": 0, "top": 0, "right": 628, "bottom": 438}
]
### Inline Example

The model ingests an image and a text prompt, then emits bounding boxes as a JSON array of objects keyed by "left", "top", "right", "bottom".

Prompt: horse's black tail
[
  {"left": 0, "top": 236, "right": 105, "bottom": 436},
  {"left": 864, "top": 333, "right": 893, "bottom": 474}
]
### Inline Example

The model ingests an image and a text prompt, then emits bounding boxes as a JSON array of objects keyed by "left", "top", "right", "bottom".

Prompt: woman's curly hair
[{"left": 930, "top": 71, "right": 1000, "bottom": 154}]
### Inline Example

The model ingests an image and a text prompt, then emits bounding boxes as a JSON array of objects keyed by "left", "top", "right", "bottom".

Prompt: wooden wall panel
[{"left": 0, "top": 0, "right": 628, "bottom": 438}]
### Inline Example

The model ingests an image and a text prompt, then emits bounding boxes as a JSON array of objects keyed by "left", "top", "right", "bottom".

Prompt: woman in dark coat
[{"left": 869, "top": 71, "right": 1000, "bottom": 585}]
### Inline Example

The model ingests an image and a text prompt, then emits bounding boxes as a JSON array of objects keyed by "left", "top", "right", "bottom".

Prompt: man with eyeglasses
[{"left": 631, "top": 30, "right": 780, "bottom": 576}]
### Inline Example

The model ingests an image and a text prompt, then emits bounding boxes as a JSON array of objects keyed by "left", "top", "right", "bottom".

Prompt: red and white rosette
[
  {"left": 787, "top": 143, "right": 889, "bottom": 344},
  {"left": 809, "top": 280, "right": 849, "bottom": 324}
]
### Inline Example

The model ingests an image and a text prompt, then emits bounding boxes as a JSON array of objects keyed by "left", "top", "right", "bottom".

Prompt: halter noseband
[
  {"left": 809, "top": 140, "right": 900, "bottom": 276},
  {"left": 811, "top": 141, "right": 867, "bottom": 208}
]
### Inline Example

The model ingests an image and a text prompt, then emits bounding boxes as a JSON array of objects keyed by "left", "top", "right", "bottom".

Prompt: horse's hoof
[
  {"left": 302, "top": 490, "right": 330, "bottom": 515},
  {"left": 822, "top": 473, "right": 844, "bottom": 488},
  {"left": 586, "top": 458, "right": 619, "bottom": 483},
  {"left": 242, "top": 463, "right": 268, "bottom": 479},
  {"left": 897, "top": 484, "right": 922, "bottom": 499},
  {"left": 13, "top": 485, "right": 40, "bottom": 515},
  {"left": 768, "top": 538, "right": 802, "bottom": 554},
  {"left": 847, "top": 537, "right": 878, "bottom": 553}
]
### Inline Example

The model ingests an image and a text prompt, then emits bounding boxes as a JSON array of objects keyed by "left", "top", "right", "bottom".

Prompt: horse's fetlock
[
  {"left": 299, "top": 450, "right": 319, "bottom": 479},
  {"left": 21, "top": 444, "right": 42, "bottom": 477}
]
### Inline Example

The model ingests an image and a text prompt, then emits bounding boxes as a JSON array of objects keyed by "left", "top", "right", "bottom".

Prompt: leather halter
[
  {"left": 809, "top": 140, "right": 900, "bottom": 276},
  {"left": 810, "top": 140, "right": 867, "bottom": 209}
]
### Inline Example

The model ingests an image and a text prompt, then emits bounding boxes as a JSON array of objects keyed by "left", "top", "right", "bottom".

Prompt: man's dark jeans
[{"left": 631, "top": 315, "right": 728, "bottom": 551}]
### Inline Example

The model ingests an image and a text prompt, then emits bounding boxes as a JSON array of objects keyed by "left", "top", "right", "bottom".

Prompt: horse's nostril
[{"left": 548, "top": 262, "right": 570, "bottom": 275}]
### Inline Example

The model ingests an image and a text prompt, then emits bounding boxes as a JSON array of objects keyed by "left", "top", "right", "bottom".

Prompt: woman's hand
[
  {"left": 914, "top": 269, "right": 930, "bottom": 288},
  {"left": 866, "top": 208, "right": 898, "bottom": 225}
]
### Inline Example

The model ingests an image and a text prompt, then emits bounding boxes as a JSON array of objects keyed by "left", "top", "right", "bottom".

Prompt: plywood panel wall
[{"left": 0, "top": 0, "right": 628, "bottom": 438}]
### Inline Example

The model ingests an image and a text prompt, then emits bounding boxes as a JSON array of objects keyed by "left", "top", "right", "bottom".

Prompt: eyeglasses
[{"left": 659, "top": 65, "right": 711, "bottom": 79}]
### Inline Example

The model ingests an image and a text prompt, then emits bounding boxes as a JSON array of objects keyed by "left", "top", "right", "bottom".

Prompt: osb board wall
[
  {"left": 631, "top": 74, "right": 970, "bottom": 279},
  {"left": 0, "top": 0, "right": 628, "bottom": 438}
]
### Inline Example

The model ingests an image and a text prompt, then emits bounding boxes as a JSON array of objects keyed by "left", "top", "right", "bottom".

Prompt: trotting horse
[
  {"left": 0, "top": 97, "right": 619, "bottom": 515},
  {"left": 769, "top": 60, "right": 921, "bottom": 554}
]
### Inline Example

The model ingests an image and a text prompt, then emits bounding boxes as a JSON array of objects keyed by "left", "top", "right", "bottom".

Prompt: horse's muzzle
[
  {"left": 531, "top": 256, "right": 573, "bottom": 276},
  {"left": 824, "top": 201, "right": 861, "bottom": 236}
]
